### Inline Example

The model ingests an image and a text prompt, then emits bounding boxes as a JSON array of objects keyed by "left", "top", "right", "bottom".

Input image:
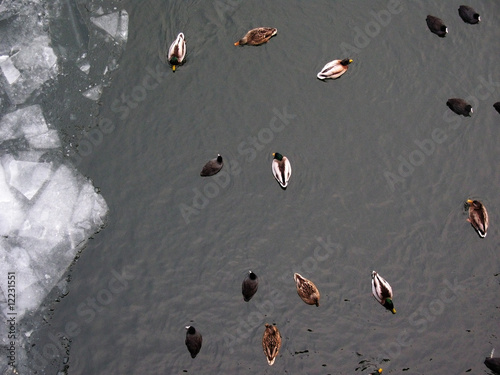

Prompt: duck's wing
[
  {"left": 281, "top": 157, "right": 291, "bottom": 183},
  {"left": 168, "top": 33, "right": 186, "bottom": 61},
  {"left": 272, "top": 160, "right": 285, "bottom": 185},
  {"left": 254, "top": 27, "right": 276, "bottom": 41},
  {"left": 470, "top": 206, "right": 488, "bottom": 236},
  {"left": 318, "top": 60, "right": 342, "bottom": 77},
  {"left": 263, "top": 327, "right": 281, "bottom": 365},
  {"left": 372, "top": 273, "right": 392, "bottom": 303}
]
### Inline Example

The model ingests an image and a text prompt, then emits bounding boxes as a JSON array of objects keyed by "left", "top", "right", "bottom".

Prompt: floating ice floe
[
  {"left": 91, "top": 10, "right": 129, "bottom": 44},
  {"left": 0, "top": 1, "right": 127, "bottom": 373},
  {"left": 82, "top": 84, "right": 103, "bottom": 101},
  {"left": 0, "top": 105, "right": 108, "bottom": 322},
  {"left": 0, "top": 35, "right": 58, "bottom": 105},
  {"left": 0, "top": 57, "right": 21, "bottom": 85}
]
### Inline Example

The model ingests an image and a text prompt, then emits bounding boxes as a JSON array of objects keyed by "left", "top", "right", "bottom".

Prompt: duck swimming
[
  {"left": 262, "top": 324, "right": 281, "bottom": 366},
  {"left": 317, "top": 59, "right": 353, "bottom": 80},
  {"left": 459, "top": 5, "right": 480, "bottom": 24},
  {"left": 167, "top": 32, "right": 186, "bottom": 72},
  {"left": 466, "top": 199, "right": 488, "bottom": 238},
  {"left": 200, "top": 154, "right": 223, "bottom": 176},
  {"left": 234, "top": 27, "right": 277, "bottom": 46},
  {"left": 185, "top": 326, "right": 202, "bottom": 358},
  {"left": 272, "top": 152, "right": 291, "bottom": 189},
  {"left": 294, "top": 273, "right": 320, "bottom": 306},
  {"left": 242, "top": 270, "right": 259, "bottom": 302},
  {"left": 447, "top": 98, "right": 473, "bottom": 116},
  {"left": 371, "top": 271, "right": 396, "bottom": 314},
  {"left": 493, "top": 102, "right": 500, "bottom": 114},
  {"left": 485, "top": 349, "right": 500, "bottom": 373},
  {"left": 426, "top": 15, "right": 448, "bottom": 37}
]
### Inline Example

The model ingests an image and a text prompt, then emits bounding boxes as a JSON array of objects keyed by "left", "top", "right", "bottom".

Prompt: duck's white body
[
  {"left": 168, "top": 32, "right": 186, "bottom": 70},
  {"left": 371, "top": 271, "right": 396, "bottom": 313},
  {"left": 272, "top": 154, "right": 291, "bottom": 188},
  {"left": 317, "top": 59, "right": 352, "bottom": 80}
]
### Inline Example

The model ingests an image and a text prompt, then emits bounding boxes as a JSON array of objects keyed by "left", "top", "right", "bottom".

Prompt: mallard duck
[
  {"left": 272, "top": 152, "right": 291, "bottom": 189},
  {"left": 371, "top": 271, "right": 396, "bottom": 314},
  {"left": 466, "top": 199, "right": 489, "bottom": 238},
  {"left": 262, "top": 324, "right": 281, "bottom": 366},
  {"left": 485, "top": 349, "right": 500, "bottom": 373},
  {"left": 185, "top": 326, "right": 202, "bottom": 358},
  {"left": 200, "top": 154, "right": 223, "bottom": 176},
  {"left": 494, "top": 102, "right": 500, "bottom": 115},
  {"left": 234, "top": 27, "right": 277, "bottom": 46},
  {"left": 426, "top": 15, "right": 448, "bottom": 37},
  {"left": 167, "top": 32, "right": 186, "bottom": 72},
  {"left": 447, "top": 98, "right": 473, "bottom": 116},
  {"left": 317, "top": 58, "right": 353, "bottom": 80},
  {"left": 242, "top": 270, "right": 259, "bottom": 302},
  {"left": 459, "top": 5, "right": 480, "bottom": 24},
  {"left": 293, "top": 273, "right": 320, "bottom": 306}
]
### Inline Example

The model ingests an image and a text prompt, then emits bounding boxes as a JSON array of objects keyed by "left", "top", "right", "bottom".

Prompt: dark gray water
[{"left": 46, "top": 0, "right": 500, "bottom": 374}]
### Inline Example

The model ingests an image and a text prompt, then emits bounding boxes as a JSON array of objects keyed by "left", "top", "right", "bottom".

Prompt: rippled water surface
[{"left": 48, "top": 1, "right": 500, "bottom": 374}]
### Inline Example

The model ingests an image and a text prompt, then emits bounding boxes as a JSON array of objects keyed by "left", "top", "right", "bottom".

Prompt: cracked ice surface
[
  {"left": 91, "top": 10, "right": 129, "bottom": 44},
  {"left": 0, "top": 1, "right": 59, "bottom": 105},
  {"left": 0, "top": 105, "right": 108, "bottom": 321}
]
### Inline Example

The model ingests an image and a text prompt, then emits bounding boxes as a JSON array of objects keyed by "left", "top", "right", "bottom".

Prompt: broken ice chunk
[
  {"left": 0, "top": 242, "right": 47, "bottom": 319},
  {"left": 26, "top": 129, "right": 61, "bottom": 149},
  {"left": 12, "top": 36, "right": 58, "bottom": 73},
  {"left": 82, "top": 84, "right": 102, "bottom": 101},
  {"left": 6, "top": 159, "right": 52, "bottom": 200},
  {"left": 19, "top": 106, "right": 50, "bottom": 139},
  {"left": 68, "top": 182, "right": 107, "bottom": 248},
  {"left": 0, "top": 57, "right": 21, "bottom": 84},
  {"left": 76, "top": 54, "right": 91, "bottom": 74},
  {"left": 0, "top": 105, "right": 61, "bottom": 148},
  {"left": 0, "top": 164, "right": 25, "bottom": 235},
  {"left": 16, "top": 151, "right": 45, "bottom": 162},
  {"left": 90, "top": 10, "right": 129, "bottom": 43},
  {"left": 4, "top": 35, "right": 58, "bottom": 105},
  {"left": 19, "top": 165, "right": 79, "bottom": 243}
]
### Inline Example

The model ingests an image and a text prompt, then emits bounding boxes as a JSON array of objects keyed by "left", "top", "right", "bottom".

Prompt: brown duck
[
  {"left": 293, "top": 273, "right": 320, "bottom": 306},
  {"left": 467, "top": 199, "right": 489, "bottom": 238},
  {"left": 262, "top": 324, "right": 281, "bottom": 366},
  {"left": 234, "top": 27, "right": 277, "bottom": 46}
]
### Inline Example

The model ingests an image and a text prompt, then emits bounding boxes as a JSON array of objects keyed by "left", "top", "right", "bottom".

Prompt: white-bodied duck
[
  {"left": 272, "top": 152, "right": 291, "bottom": 189},
  {"left": 371, "top": 271, "right": 396, "bottom": 314},
  {"left": 317, "top": 58, "right": 353, "bottom": 80},
  {"left": 168, "top": 32, "right": 186, "bottom": 72}
]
